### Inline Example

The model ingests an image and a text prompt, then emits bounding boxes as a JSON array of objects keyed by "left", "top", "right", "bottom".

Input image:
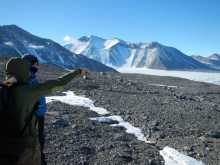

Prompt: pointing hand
[{"left": 79, "top": 68, "right": 94, "bottom": 77}]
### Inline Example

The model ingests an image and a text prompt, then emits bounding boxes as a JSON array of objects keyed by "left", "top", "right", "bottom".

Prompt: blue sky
[{"left": 1, "top": 0, "right": 220, "bottom": 57}]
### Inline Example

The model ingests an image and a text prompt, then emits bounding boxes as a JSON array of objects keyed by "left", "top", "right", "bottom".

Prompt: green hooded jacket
[{"left": 5, "top": 57, "right": 81, "bottom": 149}]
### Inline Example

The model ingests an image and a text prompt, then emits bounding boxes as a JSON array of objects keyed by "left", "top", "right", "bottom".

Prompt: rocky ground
[{"left": 1, "top": 56, "right": 220, "bottom": 165}]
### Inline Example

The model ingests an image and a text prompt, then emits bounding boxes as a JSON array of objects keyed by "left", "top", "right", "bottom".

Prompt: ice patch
[
  {"left": 160, "top": 146, "right": 204, "bottom": 165},
  {"left": 46, "top": 91, "right": 109, "bottom": 115}
]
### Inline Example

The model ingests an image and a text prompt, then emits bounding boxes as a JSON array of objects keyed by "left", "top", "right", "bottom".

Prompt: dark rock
[
  {"left": 79, "top": 146, "right": 92, "bottom": 155},
  {"left": 116, "top": 150, "right": 131, "bottom": 158},
  {"left": 207, "top": 131, "right": 220, "bottom": 138},
  {"left": 45, "top": 111, "right": 59, "bottom": 116},
  {"left": 72, "top": 131, "right": 78, "bottom": 136},
  {"left": 54, "top": 119, "right": 71, "bottom": 126},
  {"left": 184, "top": 146, "right": 192, "bottom": 151},
  {"left": 113, "top": 134, "right": 131, "bottom": 141}
]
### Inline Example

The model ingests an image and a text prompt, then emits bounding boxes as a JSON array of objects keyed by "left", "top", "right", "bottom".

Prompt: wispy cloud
[{"left": 63, "top": 35, "right": 76, "bottom": 43}]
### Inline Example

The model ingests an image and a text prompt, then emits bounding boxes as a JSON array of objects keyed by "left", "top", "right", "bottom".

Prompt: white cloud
[{"left": 63, "top": 35, "right": 76, "bottom": 43}]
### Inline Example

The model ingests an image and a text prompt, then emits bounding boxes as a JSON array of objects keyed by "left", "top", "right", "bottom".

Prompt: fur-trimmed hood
[{"left": 5, "top": 57, "right": 30, "bottom": 83}]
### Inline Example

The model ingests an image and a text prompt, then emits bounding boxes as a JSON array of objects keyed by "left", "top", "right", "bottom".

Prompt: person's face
[{"left": 33, "top": 62, "right": 39, "bottom": 68}]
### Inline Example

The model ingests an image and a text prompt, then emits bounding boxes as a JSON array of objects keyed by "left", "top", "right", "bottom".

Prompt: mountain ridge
[
  {"left": 63, "top": 35, "right": 219, "bottom": 71},
  {"left": 0, "top": 25, "right": 118, "bottom": 72},
  {"left": 1, "top": 25, "right": 219, "bottom": 71},
  {"left": 191, "top": 53, "right": 220, "bottom": 69}
]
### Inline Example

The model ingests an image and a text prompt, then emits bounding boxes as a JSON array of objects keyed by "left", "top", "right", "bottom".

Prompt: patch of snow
[
  {"left": 149, "top": 84, "right": 179, "bottom": 88},
  {"left": 4, "top": 41, "right": 13, "bottom": 46},
  {"left": 28, "top": 44, "right": 44, "bottom": 49},
  {"left": 46, "top": 88, "right": 206, "bottom": 164},
  {"left": 104, "top": 39, "right": 120, "bottom": 49},
  {"left": 160, "top": 146, "right": 204, "bottom": 165},
  {"left": 46, "top": 91, "right": 109, "bottom": 115},
  {"left": 90, "top": 116, "right": 153, "bottom": 144}
]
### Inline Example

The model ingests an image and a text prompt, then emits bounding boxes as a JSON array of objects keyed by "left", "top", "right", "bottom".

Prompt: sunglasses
[{"left": 34, "top": 62, "right": 39, "bottom": 65}]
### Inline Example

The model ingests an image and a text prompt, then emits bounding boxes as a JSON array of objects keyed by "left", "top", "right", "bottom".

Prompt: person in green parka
[{"left": 3, "top": 57, "right": 94, "bottom": 165}]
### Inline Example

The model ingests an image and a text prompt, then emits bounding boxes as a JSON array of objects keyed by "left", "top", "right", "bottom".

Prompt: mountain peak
[
  {"left": 78, "top": 36, "right": 89, "bottom": 42},
  {"left": 0, "top": 25, "right": 118, "bottom": 72},
  {"left": 1, "top": 24, "right": 19, "bottom": 29},
  {"left": 0, "top": 24, "right": 39, "bottom": 39},
  {"left": 78, "top": 35, "right": 105, "bottom": 42},
  {"left": 208, "top": 53, "right": 220, "bottom": 60},
  {"left": 148, "top": 41, "right": 161, "bottom": 48},
  {"left": 63, "top": 35, "right": 219, "bottom": 71},
  {"left": 112, "top": 37, "right": 125, "bottom": 43}
]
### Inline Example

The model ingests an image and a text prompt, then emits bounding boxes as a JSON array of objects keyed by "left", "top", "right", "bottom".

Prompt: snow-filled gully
[{"left": 46, "top": 91, "right": 205, "bottom": 165}]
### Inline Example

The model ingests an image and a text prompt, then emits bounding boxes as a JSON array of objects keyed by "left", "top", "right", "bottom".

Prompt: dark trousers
[{"left": 37, "top": 116, "right": 47, "bottom": 165}]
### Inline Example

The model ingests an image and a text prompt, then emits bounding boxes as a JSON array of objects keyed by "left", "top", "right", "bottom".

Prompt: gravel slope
[{"left": 1, "top": 56, "right": 220, "bottom": 165}]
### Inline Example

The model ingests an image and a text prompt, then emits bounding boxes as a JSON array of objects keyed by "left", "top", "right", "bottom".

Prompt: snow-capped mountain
[
  {"left": 0, "top": 25, "right": 118, "bottom": 72},
  {"left": 63, "top": 35, "right": 215, "bottom": 70},
  {"left": 191, "top": 54, "right": 220, "bottom": 69},
  {"left": 208, "top": 53, "right": 220, "bottom": 60}
]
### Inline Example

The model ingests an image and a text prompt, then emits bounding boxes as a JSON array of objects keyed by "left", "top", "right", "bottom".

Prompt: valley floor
[{"left": 0, "top": 56, "right": 220, "bottom": 165}]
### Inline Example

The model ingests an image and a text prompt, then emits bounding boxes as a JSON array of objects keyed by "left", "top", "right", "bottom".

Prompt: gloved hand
[{"left": 79, "top": 68, "right": 94, "bottom": 77}]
